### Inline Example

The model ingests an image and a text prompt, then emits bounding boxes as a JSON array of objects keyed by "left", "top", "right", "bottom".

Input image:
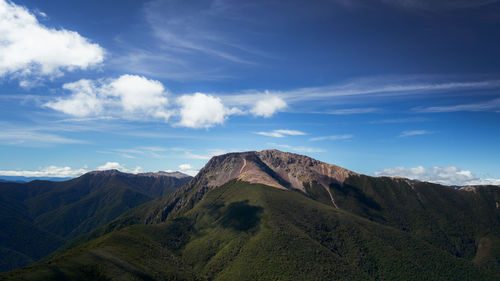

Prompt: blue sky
[{"left": 0, "top": 0, "right": 499, "bottom": 185}]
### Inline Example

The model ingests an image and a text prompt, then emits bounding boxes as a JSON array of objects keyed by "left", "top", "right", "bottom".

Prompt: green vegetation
[
  {"left": 0, "top": 171, "right": 190, "bottom": 272},
  {"left": 4, "top": 180, "right": 499, "bottom": 280}
]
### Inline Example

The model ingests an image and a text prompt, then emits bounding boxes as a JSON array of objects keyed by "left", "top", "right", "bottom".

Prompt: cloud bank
[
  {"left": 375, "top": 165, "right": 500, "bottom": 186},
  {"left": 0, "top": 161, "right": 144, "bottom": 178},
  {"left": 45, "top": 76, "right": 287, "bottom": 128},
  {"left": 0, "top": 165, "right": 88, "bottom": 178}
]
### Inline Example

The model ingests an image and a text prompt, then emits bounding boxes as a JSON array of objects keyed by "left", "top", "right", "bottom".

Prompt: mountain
[
  {"left": 0, "top": 170, "right": 191, "bottom": 273},
  {"left": 0, "top": 176, "right": 73, "bottom": 183},
  {"left": 2, "top": 150, "right": 500, "bottom": 280}
]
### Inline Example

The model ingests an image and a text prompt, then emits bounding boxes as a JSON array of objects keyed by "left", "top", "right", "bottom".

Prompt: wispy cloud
[
  {"left": 98, "top": 146, "right": 189, "bottom": 160},
  {"left": 327, "top": 108, "right": 379, "bottom": 115},
  {"left": 223, "top": 77, "right": 500, "bottom": 107},
  {"left": 255, "top": 129, "right": 306, "bottom": 138},
  {"left": 109, "top": 0, "right": 271, "bottom": 81},
  {"left": 267, "top": 143, "right": 325, "bottom": 153},
  {"left": 31, "top": 74, "right": 500, "bottom": 130},
  {"left": 399, "top": 130, "right": 432, "bottom": 137},
  {"left": 380, "top": 0, "right": 500, "bottom": 11},
  {"left": 414, "top": 98, "right": 500, "bottom": 113},
  {"left": 309, "top": 134, "right": 353, "bottom": 141},
  {"left": 183, "top": 149, "right": 228, "bottom": 160},
  {"left": 375, "top": 165, "right": 500, "bottom": 186},
  {"left": 369, "top": 117, "right": 429, "bottom": 124},
  {"left": 143, "top": 0, "right": 271, "bottom": 64},
  {"left": 0, "top": 129, "right": 84, "bottom": 146}
]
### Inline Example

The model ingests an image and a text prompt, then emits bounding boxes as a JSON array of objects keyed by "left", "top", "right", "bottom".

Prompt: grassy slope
[{"left": 4, "top": 180, "right": 498, "bottom": 280}]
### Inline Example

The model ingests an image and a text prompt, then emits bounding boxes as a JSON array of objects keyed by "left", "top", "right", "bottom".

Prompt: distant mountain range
[
  {"left": 0, "top": 170, "right": 191, "bottom": 272},
  {"left": 0, "top": 176, "right": 73, "bottom": 183},
  {"left": 2, "top": 150, "right": 500, "bottom": 280}
]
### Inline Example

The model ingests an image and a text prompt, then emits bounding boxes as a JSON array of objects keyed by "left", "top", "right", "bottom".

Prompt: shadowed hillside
[{"left": 0, "top": 170, "right": 191, "bottom": 272}]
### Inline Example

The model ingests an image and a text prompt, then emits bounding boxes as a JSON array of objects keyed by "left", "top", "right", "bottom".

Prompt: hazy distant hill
[
  {"left": 3, "top": 150, "right": 500, "bottom": 280},
  {"left": 0, "top": 170, "right": 191, "bottom": 272}
]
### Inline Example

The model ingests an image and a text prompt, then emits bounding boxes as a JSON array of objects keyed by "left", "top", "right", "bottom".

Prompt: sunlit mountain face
[{"left": 1, "top": 0, "right": 500, "bottom": 279}]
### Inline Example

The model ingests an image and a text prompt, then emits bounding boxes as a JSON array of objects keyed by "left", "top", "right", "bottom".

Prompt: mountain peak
[
  {"left": 137, "top": 171, "right": 191, "bottom": 179},
  {"left": 86, "top": 169, "right": 125, "bottom": 176},
  {"left": 180, "top": 150, "right": 355, "bottom": 208}
]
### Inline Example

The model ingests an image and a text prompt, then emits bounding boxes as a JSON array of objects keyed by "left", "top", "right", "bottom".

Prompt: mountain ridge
[
  {"left": 2, "top": 150, "right": 500, "bottom": 280},
  {"left": 0, "top": 169, "right": 192, "bottom": 272}
]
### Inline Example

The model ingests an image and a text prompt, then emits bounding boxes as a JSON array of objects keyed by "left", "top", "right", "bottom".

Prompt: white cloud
[
  {"left": 399, "top": 130, "right": 432, "bottom": 137},
  {"left": 179, "top": 164, "right": 193, "bottom": 170},
  {"left": 45, "top": 75, "right": 171, "bottom": 121},
  {"left": 0, "top": 161, "right": 146, "bottom": 178},
  {"left": 97, "top": 162, "right": 125, "bottom": 171},
  {"left": 309, "top": 134, "right": 353, "bottom": 141},
  {"left": 0, "top": 0, "right": 104, "bottom": 81},
  {"left": 256, "top": 129, "right": 306, "bottom": 138},
  {"left": 176, "top": 92, "right": 234, "bottom": 128},
  {"left": 0, "top": 165, "right": 87, "bottom": 178},
  {"left": 45, "top": 79, "right": 103, "bottom": 117},
  {"left": 97, "top": 161, "right": 143, "bottom": 173},
  {"left": 250, "top": 95, "right": 287, "bottom": 117},
  {"left": 375, "top": 165, "right": 500, "bottom": 186},
  {"left": 177, "top": 163, "right": 198, "bottom": 176},
  {"left": 107, "top": 74, "right": 168, "bottom": 118}
]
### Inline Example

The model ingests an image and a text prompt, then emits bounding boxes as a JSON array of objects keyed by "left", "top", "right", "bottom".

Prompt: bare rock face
[
  {"left": 147, "top": 149, "right": 355, "bottom": 222},
  {"left": 173, "top": 150, "right": 353, "bottom": 205},
  {"left": 187, "top": 149, "right": 354, "bottom": 192},
  {"left": 256, "top": 149, "right": 354, "bottom": 191}
]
